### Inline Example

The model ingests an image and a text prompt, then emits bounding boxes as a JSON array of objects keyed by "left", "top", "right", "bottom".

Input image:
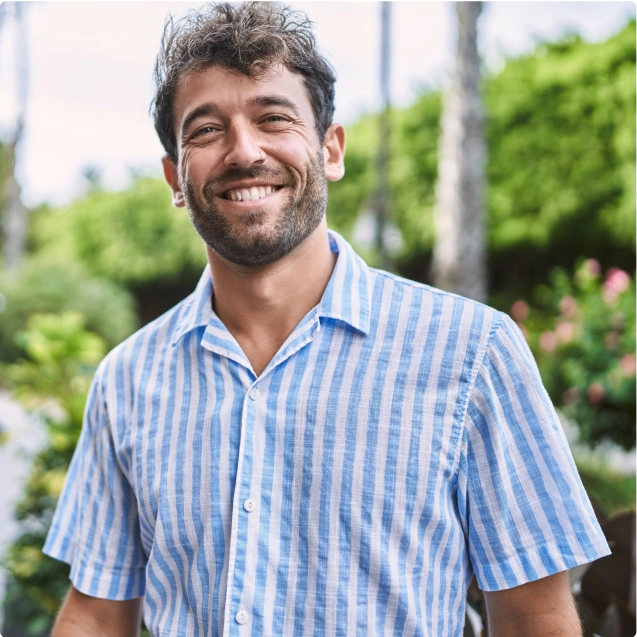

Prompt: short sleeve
[
  {"left": 457, "top": 313, "right": 611, "bottom": 592},
  {"left": 42, "top": 359, "right": 146, "bottom": 600}
]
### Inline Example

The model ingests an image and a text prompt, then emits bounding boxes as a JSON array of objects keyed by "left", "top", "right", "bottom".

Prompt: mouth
[{"left": 219, "top": 184, "right": 285, "bottom": 202}]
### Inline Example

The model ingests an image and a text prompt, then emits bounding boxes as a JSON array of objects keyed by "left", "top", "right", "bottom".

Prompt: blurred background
[{"left": 0, "top": 2, "right": 634, "bottom": 636}]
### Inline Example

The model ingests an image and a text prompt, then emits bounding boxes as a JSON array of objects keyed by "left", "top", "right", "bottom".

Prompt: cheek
[
  {"left": 180, "top": 146, "right": 216, "bottom": 186},
  {"left": 178, "top": 147, "right": 193, "bottom": 179}
]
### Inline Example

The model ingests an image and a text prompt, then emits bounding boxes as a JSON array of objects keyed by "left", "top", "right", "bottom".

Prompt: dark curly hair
[{"left": 152, "top": 2, "right": 337, "bottom": 163}]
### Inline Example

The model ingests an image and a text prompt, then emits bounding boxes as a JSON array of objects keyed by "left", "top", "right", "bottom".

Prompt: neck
[{"left": 205, "top": 220, "right": 336, "bottom": 375}]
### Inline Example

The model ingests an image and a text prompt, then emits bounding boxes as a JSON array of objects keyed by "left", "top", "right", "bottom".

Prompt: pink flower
[
  {"left": 587, "top": 382, "right": 605, "bottom": 404},
  {"left": 511, "top": 300, "right": 530, "bottom": 322},
  {"left": 603, "top": 287, "right": 618, "bottom": 303},
  {"left": 605, "top": 268, "right": 631, "bottom": 294},
  {"left": 539, "top": 331, "right": 557, "bottom": 352},
  {"left": 559, "top": 296, "right": 578, "bottom": 318},
  {"left": 620, "top": 354, "right": 636, "bottom": 377},
  {"left": 583, "top": 259, "right": 601, "bottom": 278},
  {"left": 555, "top": 321, "right": 575, "bottom": 344},
  {"left": 562, "top": 387, "right": 580, "bottom": 405}
]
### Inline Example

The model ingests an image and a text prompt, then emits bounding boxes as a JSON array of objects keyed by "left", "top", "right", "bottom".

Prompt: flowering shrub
[
  {"left": 510, "top": 260, "right": 636, "bottom": 450},
  {"left": 1, "top": 313, "right": 106, "bottom": 635}
]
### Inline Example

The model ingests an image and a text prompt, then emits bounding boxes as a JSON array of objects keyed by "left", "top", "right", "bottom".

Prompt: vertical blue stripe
[
  {"left": 209, "top": 354, "right": 228, "bottom": 637},
  {"left": 271, "top": 346, "right": 313, "bottom": 634},
  {"left": 335, "top": 273, "right": 386, "bottom": 627},
  {"left": 356, "top": 278, "right": 403, "bottom": 636},
  {"left": 413, "top": 297, "right": 464, "bottom": 636},
  {"left": 312, "top": 325, "right": 354, "bottom": 636},
  {"left": 392, "top": 293, "right": 443, "bottom": 637},
  {"left": 291, "top": 329, "right": 332, "bottom": 633},
  {"left": 374, "top": 290, "right": 422, "bottom": 635}
]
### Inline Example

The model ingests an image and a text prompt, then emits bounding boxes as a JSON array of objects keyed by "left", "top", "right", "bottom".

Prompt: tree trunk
[
  {"left": 2, "top": 132, "right": 28, "bottom": 269},
  {"left": 375, "top": 1, "right": 392, "bottom": 271},
  {"left": 1, "top": 2, "right": 29, "bottom": 270},
  {"left": 432, "top": 1, "right": 486, "bottom": 302}
]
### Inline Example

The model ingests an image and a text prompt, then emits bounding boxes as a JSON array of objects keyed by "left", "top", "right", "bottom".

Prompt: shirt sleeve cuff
[
  {"left": 473, "top": 534, "right": 612, "bottom": 592},
  {"left": 43, "top": 543, "right": 146, "bottom": 600}
]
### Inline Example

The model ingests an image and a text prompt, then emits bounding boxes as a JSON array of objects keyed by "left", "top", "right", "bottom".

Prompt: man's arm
[
  {"left": 51, "top": 585, "right": 143, "bottom": 637},
  {"left": 483, "top": 571, "right": 582, "bottom": 637}
]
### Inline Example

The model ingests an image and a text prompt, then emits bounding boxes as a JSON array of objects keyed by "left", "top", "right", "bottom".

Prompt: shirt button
[
  {"left": 249, "top": 387, "right": 260, "bottom": 401},
  {"left": 236, "top": 608, "right": 248, "bottom": 625},
  {"left": 244, "top": 498, "right": 255, "bottom": 512}
]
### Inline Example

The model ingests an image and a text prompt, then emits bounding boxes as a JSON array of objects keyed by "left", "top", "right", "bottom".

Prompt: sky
[{"left": 0, "top": 0, "right": 634, "bottom": 208}]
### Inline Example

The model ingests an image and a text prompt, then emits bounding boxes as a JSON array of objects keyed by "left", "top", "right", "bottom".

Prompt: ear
[
  {"left": 322, "top": 123, "right": 346, "bottom": 182},
  {"left": 162, "top": 155, "right": 186, "bottom": 208}
]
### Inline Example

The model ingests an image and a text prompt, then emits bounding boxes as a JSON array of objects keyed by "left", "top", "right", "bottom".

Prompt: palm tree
[
  {"left": 432, "top": 1, "right": 486, "bottom": 302},
  {"left": 1, "top": 2, "right": 29, "bottom": 270}
]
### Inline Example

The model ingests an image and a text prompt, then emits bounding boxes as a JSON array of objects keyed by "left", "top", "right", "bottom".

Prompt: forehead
[{"left": 173, "top": 64, "right": 314, "bottom": 130}]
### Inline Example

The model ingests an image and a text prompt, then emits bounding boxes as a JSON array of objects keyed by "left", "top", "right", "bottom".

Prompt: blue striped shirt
[{"left": 44, "top": 230, "right": 610, "bottom": 636}]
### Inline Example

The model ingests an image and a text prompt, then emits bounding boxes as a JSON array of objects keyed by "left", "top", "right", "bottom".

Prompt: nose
[{"left": 223, "top": 122, "right": 265, "bottom": 169}]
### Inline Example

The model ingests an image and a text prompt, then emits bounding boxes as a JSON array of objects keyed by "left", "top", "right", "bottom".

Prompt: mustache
[{"left": 201, "top": 165, "right": 292, "bottom": 202}]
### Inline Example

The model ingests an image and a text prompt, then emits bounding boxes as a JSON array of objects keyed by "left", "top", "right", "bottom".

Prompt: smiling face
[{"left": 163, "top": 64, "right": 345, "bottom": 268}]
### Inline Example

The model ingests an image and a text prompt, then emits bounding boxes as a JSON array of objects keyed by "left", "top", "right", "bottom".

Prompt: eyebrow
[
  {"left": 247, "top": 94, "right": 302, "bottom": 117},
  {"left": 180, "top": 102, "right": 219, "bottom": 137},
  {"left": 180, "top": 94, "right": 302, "bottom": 136}
]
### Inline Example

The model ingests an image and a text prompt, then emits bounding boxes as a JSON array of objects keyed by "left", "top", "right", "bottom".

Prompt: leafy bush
[
  {"left": 510, "top": 260, "right": 636, "bottom": 450},
  {"left": 1, "top": 312, "right": 106, "bottom": 635},
  {"left": 0, "top": 256, "right": 137, "bottom": 364},
  {"left": 485, "top": 21, "right": 636, "bottom": 295},
  {"left": 27, "top": 176, "right": 207, "bottom": 326},
  {"left": 326, "top": 20, "right": 636, "bottom": 290},
  {"left": 30, "top": 176, "right": 207, "bottom": 287},
  {"left": 575, "top": 456, "right": 636, "bottom": 518}
]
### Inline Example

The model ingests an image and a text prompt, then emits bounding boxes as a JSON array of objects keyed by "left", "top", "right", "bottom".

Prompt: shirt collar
[
  {"left": 317, "top": 230, "right": 371, "bottom": 335},
  {"left": 170, "top": 266, "right": 213, "bottom": 346},
  {"left": 171, "top": 229, "right": 372, "bottom": 347}
]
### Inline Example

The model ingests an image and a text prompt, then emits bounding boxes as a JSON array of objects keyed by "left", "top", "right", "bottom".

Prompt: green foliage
[
  {"left": 326, "top": 93, "right": 442, "bottom": 260},
  {"left": 327, "top": 112, "right": 380, "bottom": 237},
  {"left": 330, "top": 21, "right": 636, "bottom": 290},
  {"left": 486, "top": 23, "right": 636, "bottom": 293},
  {"left": 510, "top": 260, "right": 636, "bottom": 450},
  {"left": 0, "top": 255, "right": 137, "bottom": 364},
  {"left": 391, "top": 92, "right": 442, "bottom": 256},
  {"left": 1, "top": 313, "right": 106, "bottom": 635},
  {"left": 31, "top": 175, "right": 207, "bottom": 286},
  {"left": 575, "top": 456, "right": 636, "bottom": 518}
]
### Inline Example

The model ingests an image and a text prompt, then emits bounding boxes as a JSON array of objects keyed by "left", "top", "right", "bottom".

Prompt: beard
[{"left": 182, "top": 151, "right": 327, "bottom": 268}]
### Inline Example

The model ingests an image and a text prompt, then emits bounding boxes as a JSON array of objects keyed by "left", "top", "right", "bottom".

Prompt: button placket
[{"left": 226, "top": 385, "right": 261, "bottom": 633}]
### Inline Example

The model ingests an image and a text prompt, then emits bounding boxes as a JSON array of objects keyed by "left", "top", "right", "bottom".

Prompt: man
[{"left": 45, "top": 3, "right": 610, "bottom": 636}]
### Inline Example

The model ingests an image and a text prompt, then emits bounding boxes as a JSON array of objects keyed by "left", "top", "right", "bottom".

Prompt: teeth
[{"left": 225, "top": 185, "right": 277, "bottom": 201}]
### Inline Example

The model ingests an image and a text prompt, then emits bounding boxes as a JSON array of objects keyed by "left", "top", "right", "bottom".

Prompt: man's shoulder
[
  {"left": 367, "top": 266, "right": 506, "bottom": 329},
  {"left": 99, "top": 291, "right": 196, "bottom": 376}
]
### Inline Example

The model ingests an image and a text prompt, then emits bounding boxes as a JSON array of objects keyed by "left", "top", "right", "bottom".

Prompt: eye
[
  {"left": 262, "top": 115, "right": 288, "bottom": 124},
  {"left": 192, "top": 125, "right": 218, "bottom": 138}
]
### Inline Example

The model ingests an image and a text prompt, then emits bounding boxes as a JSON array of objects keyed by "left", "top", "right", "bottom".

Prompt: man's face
[{"left": 165, "top": 64, "right": 343, "bottom": 268}]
